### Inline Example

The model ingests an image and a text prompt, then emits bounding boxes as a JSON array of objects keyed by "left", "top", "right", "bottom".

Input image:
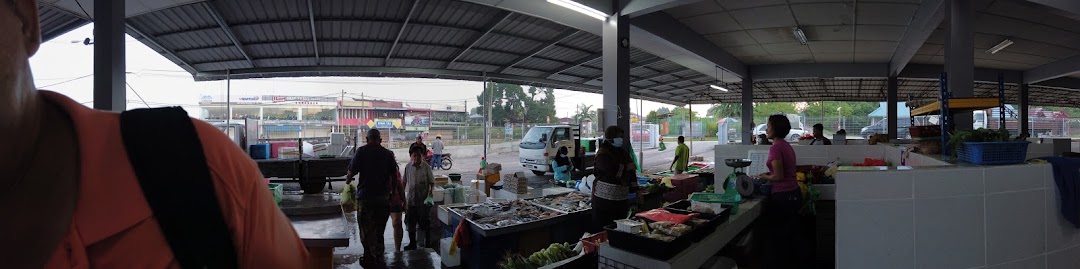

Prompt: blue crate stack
[{"left": 249, "top": 144, "right": 271, "bottom": 160}]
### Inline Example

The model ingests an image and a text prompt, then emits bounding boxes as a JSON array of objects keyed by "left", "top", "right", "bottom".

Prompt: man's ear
[{"left": 15, "top": 0, "right": 41, "bottom": 56}]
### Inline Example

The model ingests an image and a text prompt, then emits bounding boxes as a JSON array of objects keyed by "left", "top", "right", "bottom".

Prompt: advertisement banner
[
  {"left": 367, "top": 118, "right": 402, "bottom": 129},
  {"left": 405, "top": 111, "right": 431, "bottom": 126}
]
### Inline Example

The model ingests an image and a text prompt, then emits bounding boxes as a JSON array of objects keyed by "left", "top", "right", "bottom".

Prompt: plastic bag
[
  {"left": 340, "top": 184, "right": 357, "bottom": 212},
  {"left": 634, "top": 208, "right": 696, "bottom": 224}
]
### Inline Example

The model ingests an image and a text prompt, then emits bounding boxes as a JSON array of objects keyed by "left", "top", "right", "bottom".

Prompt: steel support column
[
  {"left": 1020, "top": 83, "right": 1030, "bottom": 136},
  {"left": 947, "top": 0, "right": 975, "bottom": 130},
  {"left": 93, "top": 0, "right": 125, "bottom": 111},
  {"left": 888, "top": 76, "right": 899, "bottom": 139},
  {"left": 603, "top": 1, "right": 631, "bottom": 149},
  {"left": 741, "top": 77, "right": 753, "bottom": 145}
]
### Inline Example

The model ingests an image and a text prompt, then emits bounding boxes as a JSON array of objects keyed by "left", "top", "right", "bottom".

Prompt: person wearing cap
[{"left": 431, "top": 134, "right": 444, "bottom": 169}]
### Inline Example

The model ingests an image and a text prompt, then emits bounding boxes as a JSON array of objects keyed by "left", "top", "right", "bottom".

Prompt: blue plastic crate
[
  {"left": 956, "top": 141, "right": 1030, "bottom": 165},
  {"left": 249, "top": 144, "right": 271, "bottom": 160}
]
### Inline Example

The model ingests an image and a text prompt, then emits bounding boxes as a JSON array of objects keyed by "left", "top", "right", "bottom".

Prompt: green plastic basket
[
  {"left": 689, "top": 192, "right": 741, "bottom": 214},
  {"left": 268, "top": 183, "right": 283, "bottom": 205}
]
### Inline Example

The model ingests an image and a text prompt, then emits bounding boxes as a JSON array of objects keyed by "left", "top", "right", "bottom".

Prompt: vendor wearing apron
[
  {"left": 592, "top": 126, "right": 640, "bottom": 231},
  {"left": 751, "top": 115, "right": 806, "bottom": 269}
]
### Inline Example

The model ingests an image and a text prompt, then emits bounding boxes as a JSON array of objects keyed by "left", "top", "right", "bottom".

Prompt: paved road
[{"left": 414, "top": 140, "right": 720, "bottom": 176}]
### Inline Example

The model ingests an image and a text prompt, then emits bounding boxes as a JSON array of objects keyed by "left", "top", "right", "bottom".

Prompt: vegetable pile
[
  {"left": 948, "top": 128, "right": 1012, "bottom": 157},
  {"left": 497, "top": 242, "right": 578, "bottom": 269},
  {"left": 339, "top": 184, "right": 357, "bottom": 212}
]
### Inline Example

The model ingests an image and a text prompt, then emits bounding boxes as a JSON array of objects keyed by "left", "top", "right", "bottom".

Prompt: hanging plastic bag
[{"left": 340, "top": 184, "right": 358, "bottom": 212}]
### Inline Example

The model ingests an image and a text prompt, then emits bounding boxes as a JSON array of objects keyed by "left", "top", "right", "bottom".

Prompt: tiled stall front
[{"left": 835, "top": 163, "right": 1080, "bottom": 269}]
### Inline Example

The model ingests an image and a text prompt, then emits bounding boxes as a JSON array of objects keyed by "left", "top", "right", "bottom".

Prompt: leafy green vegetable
[{"left": 947, "top": 128, "right": 1011, "bottom": 158}]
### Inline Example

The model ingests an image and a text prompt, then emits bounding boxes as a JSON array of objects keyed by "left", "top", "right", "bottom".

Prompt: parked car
[
  {"left": 751, "top": 123, "right": 807, "bottom": 142},
  {"left": 860, "top": 118, "right": 911, "bottom": 138}
]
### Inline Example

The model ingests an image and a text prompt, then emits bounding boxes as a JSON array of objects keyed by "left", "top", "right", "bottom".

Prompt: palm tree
[
  {"left": 709, "top": 103, "right": 741, "bottom": 118},
  {"left": 572, "top": 104, "right": 594, "bottom": 123}
]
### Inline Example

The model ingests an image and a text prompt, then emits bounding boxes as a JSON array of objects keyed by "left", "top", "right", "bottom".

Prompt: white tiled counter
[{"left": 834, "top": 163, "right": 1080, "bottom": 269}]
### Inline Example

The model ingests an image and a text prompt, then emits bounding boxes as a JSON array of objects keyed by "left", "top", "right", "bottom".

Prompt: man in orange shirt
[{"left": 0, "top": 1, "right": 309, "bottom": 268}]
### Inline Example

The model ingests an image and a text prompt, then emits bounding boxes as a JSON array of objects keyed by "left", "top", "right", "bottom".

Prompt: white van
[{"left": 519, "top": 125, "right": 595, "bottom": 176}]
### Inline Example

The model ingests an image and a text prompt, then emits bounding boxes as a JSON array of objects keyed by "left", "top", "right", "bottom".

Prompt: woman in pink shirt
[{"left": 752, "top": 114, "right": 806, "bottom": 268}]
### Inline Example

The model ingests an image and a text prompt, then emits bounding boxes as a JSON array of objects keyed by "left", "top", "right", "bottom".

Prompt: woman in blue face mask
[
  {"left": 551, "top": 146, "right": 573, "bottom": 185},
  {"left": 591, "top": 125, "right": 640, "bottom": 231}
]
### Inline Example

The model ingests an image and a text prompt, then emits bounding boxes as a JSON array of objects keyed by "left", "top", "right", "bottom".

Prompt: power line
[
  {"left": 38, "top": 74, "right": 93, "bottom": 88},
  {"left": 125, "top": 82, "right": 151, "bottom": 108}
]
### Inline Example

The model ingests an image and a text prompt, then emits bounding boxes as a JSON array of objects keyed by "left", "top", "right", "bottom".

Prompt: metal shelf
[{"left": 910, "top": 97, "right": 1001, "bottom": 116}]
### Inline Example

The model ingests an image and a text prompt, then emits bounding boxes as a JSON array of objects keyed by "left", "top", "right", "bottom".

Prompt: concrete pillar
[
  {"left": 602, "top": 1, "right": 631, "bottom": 149},
  {"left": 297, "top": 107, "right": 303, "bottom": 121},
  {"left": 947, "top": 0, "right": 975, "bottom": 130},
  {"left": 93, "top": 0, "right": 125, "bottom": 111},
  {"left": 888, "top": 76, "right": 899, "bottom": 139},
  {"left": 741, "top": 77, "right": 753, "bottom": 145},
  {"left": 1020, "top": 83, "right": 1030, "bottom": 136},
  {"left": 259, "top": 107, "right": 264, "bottom": 120}
]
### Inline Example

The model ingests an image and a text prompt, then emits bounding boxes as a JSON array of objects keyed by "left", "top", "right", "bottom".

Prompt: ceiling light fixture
[
  {"left": 987, "top": 39, "right": 1014, "bottom": 54},
  {"left": 793, "top": 27, "right": 808, "bottom": 45},
  {"left": 711, "top": 65, "right": 729, "bottom": 92},
  {"left": 547, "top": 0, "right": 608, "bottom": 21}
]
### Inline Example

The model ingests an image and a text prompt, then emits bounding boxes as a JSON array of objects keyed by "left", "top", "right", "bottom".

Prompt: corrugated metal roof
[
  {"left": 317, "top": 21, "right": 398, "bottom": 40},
  {"left": 155, "top": 28, "right": 232, "bottom": 51},
  {"left": 232, "top": 21, "right": 311, "bottom": 43},
  {"left": 127, "top": 4, "right": 217, "bottom": 35},
  {"left": 401, "top": 25, "right": 475, "bottom": 46},
  {"left": 319, "top": 41, "right": 388, "bottom": 57},
  {"left": 313, "top": 0, "right": 413, "bottom": 20},
  {"left": 39, "top": 3, "right": 88, "bottom": 41},
  {"left": 476, "top": 33, "right": 539, "bottom": 55},
  {"left": 497, "top": 16, "right": 563, "bottom": 41},
  {"left": 214, "top": 0, "right": 308, "bottom": 24}
]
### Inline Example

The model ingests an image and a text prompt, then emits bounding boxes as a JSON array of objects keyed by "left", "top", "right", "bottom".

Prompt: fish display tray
[{"left": 446, "top": 202, "right": 566, "bottom": 237}]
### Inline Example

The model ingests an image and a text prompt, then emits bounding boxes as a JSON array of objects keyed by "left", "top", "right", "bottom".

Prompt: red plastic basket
[{"left": 580, "top": 231, "right": 608, "bottom": 254}]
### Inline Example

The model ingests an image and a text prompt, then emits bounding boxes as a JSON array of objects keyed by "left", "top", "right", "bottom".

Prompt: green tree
[
  {"left": 752, "top": 103, "right": 796, "bottom": 118},
  {"left": 473, "top": 83, "right": 556, "bottom": 124},
  {"left": 708, "top": 103, "right": 742, "bottom": 118},
  {"left": 644, "top": 110, "right": 659, "bottom": 123},
  {"left": 572, "top": 104, "right": 595, "bottom": 123}
]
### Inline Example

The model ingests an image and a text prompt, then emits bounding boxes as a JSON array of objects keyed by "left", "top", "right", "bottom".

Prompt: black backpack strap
[{"left": 120, "top": 107, "right": 238, "bottom": 268}]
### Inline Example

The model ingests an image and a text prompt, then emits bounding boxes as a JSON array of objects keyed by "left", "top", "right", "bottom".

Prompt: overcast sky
[{"left": 29, "top": 24, "right": 690, "bottom": 119}]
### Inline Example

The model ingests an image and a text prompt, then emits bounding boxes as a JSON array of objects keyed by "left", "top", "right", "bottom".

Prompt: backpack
[{"left": 120, "top": 107, "right": 238, "bottom": 268}]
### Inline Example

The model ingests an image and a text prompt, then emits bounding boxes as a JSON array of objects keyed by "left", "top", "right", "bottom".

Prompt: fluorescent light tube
[
  {"left": 987, "top": 39, "right": 1014, "bottom": 54},
  {"left": 710, "top": 84, "right": 729, "bottom": 92},
  {"left": 547, "top": 0, "right": 607, "bottom": 21},
  {"left": 794, "top": 28, "right": 808, "bottom": 45}
]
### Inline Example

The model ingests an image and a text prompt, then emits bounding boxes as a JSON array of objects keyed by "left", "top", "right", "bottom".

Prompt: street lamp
[{"left": 836, "top": 106, "right": 843, "bottom": 130}]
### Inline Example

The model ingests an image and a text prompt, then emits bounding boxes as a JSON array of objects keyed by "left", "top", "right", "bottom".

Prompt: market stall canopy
[
  {"left": 34, "top": 0, "right": 1080, "bottom": 107},
  {"left": 868, "top": 102, "right": 910, "bottom": 118}
]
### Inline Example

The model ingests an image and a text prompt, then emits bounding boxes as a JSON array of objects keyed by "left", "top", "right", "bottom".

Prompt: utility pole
[{"left": 463, "top": 100, "right": 468, "bottom": 140}]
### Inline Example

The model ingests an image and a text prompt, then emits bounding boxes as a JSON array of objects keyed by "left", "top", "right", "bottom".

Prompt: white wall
[{"left": 835, "top": 163, "right": 1080, "bottom": 268}]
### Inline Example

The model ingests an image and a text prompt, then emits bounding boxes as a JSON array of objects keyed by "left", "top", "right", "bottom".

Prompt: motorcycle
[{"left": 424, "top": 150, "right": 453, "bottom": 170}]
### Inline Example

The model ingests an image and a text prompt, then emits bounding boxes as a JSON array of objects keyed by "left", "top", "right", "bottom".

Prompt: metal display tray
[
  {"left": 523, "top": 193, "right": 593, "bottom": 214},
  {"left": 446, "top": 204, "right": 567, "bottom": 237}
]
